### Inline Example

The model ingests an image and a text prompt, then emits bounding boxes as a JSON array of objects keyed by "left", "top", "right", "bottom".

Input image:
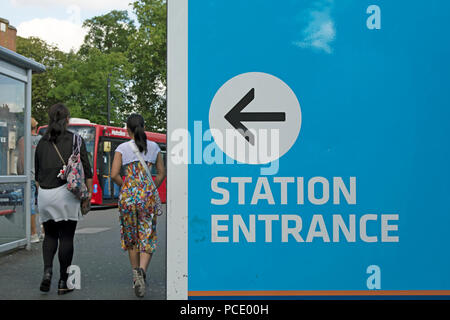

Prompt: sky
[{"left": 4, "top": 0, "right": 135, "bottom": 52}]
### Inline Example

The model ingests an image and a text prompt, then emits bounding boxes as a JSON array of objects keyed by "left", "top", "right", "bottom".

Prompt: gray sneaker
[
  {"left": 132, "top": 269, "right": 139, "bottom": 288},
  {"left": 133, "top": 268, "right": 146, "bottom": 298}
]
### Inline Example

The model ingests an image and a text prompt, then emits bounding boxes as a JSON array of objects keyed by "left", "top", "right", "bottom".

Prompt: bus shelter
[{"left": 0, "top": 46, "right": 45, "bottom": 253}]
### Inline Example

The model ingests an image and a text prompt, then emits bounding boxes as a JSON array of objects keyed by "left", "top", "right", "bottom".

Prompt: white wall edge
[
  {"left": 0, "top": 239, "right": 27, "bottom": 254},
  {"left": 167, "top": 0, "right": 188, "bottom": 300}
]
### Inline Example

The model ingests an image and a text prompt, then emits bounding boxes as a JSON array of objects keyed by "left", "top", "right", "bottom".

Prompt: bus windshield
[{"left": 67, "top": 125, "right": 96, "bottom": 171}]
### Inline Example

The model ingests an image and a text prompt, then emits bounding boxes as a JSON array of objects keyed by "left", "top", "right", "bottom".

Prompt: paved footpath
[{"left": 0, "top": 206, "right": 166, "bottom": 300}]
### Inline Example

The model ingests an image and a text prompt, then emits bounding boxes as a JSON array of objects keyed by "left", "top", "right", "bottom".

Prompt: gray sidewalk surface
[{"left": 0, "top": 206, "right": 166, "bottom": 300}]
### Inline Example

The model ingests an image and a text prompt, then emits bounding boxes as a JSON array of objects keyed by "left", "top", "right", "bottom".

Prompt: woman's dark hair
[
  {"left": 44, "top": 103, "right": 70, "bottom": 142},
  {"left": 127, "top": 114, "right": 147, "bottom": 154}
]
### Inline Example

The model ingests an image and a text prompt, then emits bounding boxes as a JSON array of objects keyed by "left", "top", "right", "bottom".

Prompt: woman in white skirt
[{"left": 35, "top": 103, "right": 93, "bottom": 294}]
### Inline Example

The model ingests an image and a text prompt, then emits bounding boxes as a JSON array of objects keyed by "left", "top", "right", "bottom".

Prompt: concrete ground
[{"left": 0, "top": 205, "right": 167, "bottom": 300}]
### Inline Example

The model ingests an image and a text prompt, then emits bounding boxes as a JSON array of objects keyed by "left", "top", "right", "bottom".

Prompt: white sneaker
[{"left": 31, "top": 234, "right": 40, "bottom": 243}]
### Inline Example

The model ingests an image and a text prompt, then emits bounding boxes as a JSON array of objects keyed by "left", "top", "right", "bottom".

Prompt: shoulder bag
[{"left": 53, "top": 134, "right": 91, "bottom": 215}]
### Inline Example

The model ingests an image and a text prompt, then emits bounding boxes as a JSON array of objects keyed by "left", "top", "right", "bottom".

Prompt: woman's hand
[
  {"left": 82, "top": 190, "right": 92, "bottom": 207},
  {"left": 81, "top": 196, "right": 91, "bottom": 211}
]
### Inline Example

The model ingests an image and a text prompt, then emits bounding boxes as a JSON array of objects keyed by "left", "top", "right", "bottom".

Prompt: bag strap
[
  {"left": 72, "top": 133, "right": 82, "bottom": 155},
  {"left": 52, "top": 142, "right": 66, "bottom": 166},
  {"left": 52, "top": 132, "right": 81, "bottom": 166},
  {"left": 130, "top": 141, "right": 163, "bottom": 216},
  {"left": 130, "top": 141, "right": 160, "bottom": 190}
]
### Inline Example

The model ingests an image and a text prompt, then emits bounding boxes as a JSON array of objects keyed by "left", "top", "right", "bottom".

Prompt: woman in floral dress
[{"left": 111, "top": 114, "right": 166, "bottom": 298}]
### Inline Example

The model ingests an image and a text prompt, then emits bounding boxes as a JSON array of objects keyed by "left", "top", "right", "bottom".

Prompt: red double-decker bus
[{"left": 37, "top": 118, "right": 167, "bottom": 207}]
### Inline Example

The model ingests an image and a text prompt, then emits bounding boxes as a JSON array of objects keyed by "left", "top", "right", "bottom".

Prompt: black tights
[{"left": 42, "top": 220, "right": 77, "bottom": 281}]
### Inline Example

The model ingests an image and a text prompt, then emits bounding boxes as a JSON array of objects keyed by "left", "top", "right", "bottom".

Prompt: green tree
[
  {"left": 48, "top": 48, "right": 132, "bottom": 126},
  {"left": 16, "top": 36, "right": 68, "bottom": 126},
  {"left": 129, "top": 0, "right": 167, "bottom": 132},
  {"left": 79, "top": 10, "right": 136, "bottom": 56}
]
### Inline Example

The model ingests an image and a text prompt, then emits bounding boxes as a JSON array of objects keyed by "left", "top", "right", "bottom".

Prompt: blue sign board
[{"left": 183, "top": 0, "right": 450, "bottom": 298}]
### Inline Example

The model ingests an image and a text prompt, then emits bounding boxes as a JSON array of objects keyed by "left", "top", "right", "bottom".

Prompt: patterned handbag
[{"left": 53, "top": 134, "right": 90, "bottom": 215}]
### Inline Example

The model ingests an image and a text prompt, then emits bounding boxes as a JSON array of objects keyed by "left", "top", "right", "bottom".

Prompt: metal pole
[
  {"left": 107, "top": 74, "right": 111, "bottom": 126},
  {"left": 25, "top": 69, "right": 32, "bottom": 250}
]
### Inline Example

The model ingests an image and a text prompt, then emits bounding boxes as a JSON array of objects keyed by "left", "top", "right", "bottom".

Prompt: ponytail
[
  {"left": 134, "top": 126, "right": 148, "bottom": 154},
  {"left": 126, "top": 114, "right": 147, "bottom": 154}
]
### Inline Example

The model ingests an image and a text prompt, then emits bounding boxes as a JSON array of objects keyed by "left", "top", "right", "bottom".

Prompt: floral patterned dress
[{"left": 118, "top": 160, "right": 158, "bottom": 254}]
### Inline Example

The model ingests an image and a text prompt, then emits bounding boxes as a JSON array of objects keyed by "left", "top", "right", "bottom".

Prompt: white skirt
[{"left": 38, "top": 184, "right": 82, "bottom": 223}]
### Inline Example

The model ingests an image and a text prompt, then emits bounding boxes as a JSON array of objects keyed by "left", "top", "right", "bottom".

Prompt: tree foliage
[
  {"left": 79, "top": 10, "right": 136, "bottom": 56},
  {"left": 48, "top": 48, "right": 132, "bottom": 126},
  {"left": 16, "top": 36, "right": 68, "bottom": 126},
  {"left": 129, "top": 0, "right": 167, "bottom": 132}
]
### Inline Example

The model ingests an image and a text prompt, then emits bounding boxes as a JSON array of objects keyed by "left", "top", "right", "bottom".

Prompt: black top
[{"left": 35, "top": 131, "right": 93, "bottom": 189}]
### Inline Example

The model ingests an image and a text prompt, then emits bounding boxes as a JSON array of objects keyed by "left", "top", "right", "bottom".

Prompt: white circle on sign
[{"left": 209, "top": 72, "right": 301, "bottom": 164}]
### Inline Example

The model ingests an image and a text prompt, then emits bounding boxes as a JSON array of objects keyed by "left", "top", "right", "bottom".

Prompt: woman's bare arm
[
  {"left": 154, "top": 152, "right": 166, "bottom": 189},
  {"left": 111, "top": 152, "right": 123, "bottom": 187}
]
